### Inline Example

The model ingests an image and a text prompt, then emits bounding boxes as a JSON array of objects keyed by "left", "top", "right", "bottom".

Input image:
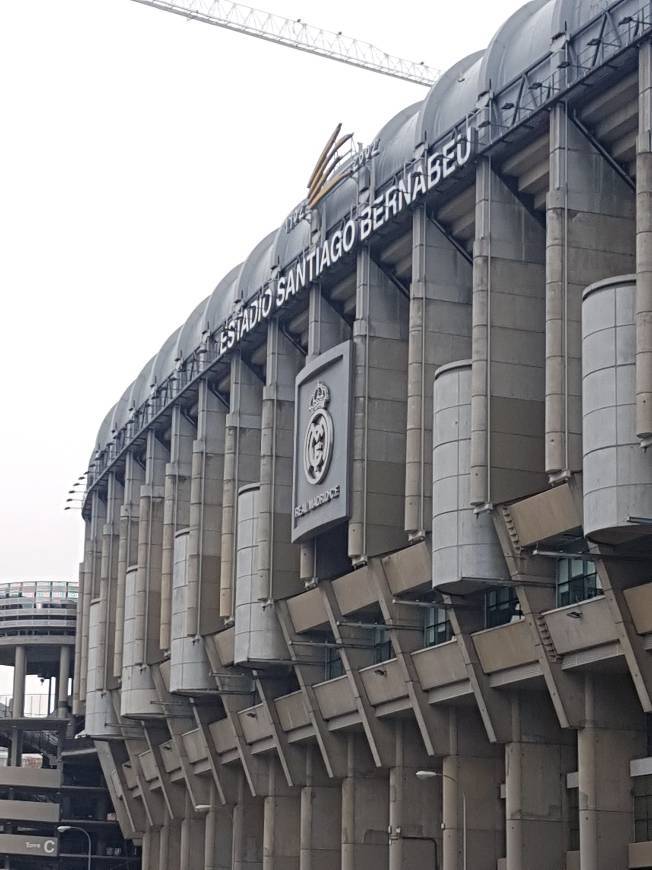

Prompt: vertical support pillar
[
  {"left": 256, "top": 320, "right": 302, "bottom": 603},
  {"left": 219, "top": 354, "right": 263, "bottom": 618},
  {"left": 388, "top": 720, "right": 441, "bottom": 870},
  {"left": 204, "top": 783, "right": 234, "bottom": 870},
  {"left": 9, "top": 644, "right": 26, "bottom": 766},
  {"left": 142, "top": 827, "right": 161, "bottom": 870},
  {"left": 341, "top": 733, "right": 389, "bottom": 870},
  {"left": 101, "top": 472, "right": 123, "bottom": 690},
  {"left": 232, "top": 771, "right": 264, "bottom": 870},
  {"left": 114, "top": 452, "right": 144, "bottom": 679},
  {"left": 135, "top": 430, "right": 168, "bottom": 665},
  {"left": 300, "top": 745, "right": 341, "bottom": 870},
  {"left": 406, "top": 204, "right": 471, "bottom": 539},
  {"left": 181, "top": 793, "right": 206, "bottom": 870},
  {"left": 546, "top": 102, "right": 635, "bottom": 477},
  {"left": 442, "top": 708, "right": 504, "bottom": 870},
  {"left": 637, "top": 40, "right": 652, "bottom": 443},
  {"left": 263, "top": 758, "right": 301, "bottom": 870},
  {"left": 471, "top": 157, "right": 546, "bottom": 507},
  {"left": 186, "top": 380, "right": 227, "bottom": 638},
  {"left": 57, "top": 644, "right": 71, "bottom": 718},
  {"left": 578, "top": 674, "right": 645, "bottom": 870},
  {"left": 159, "top": 816, "right": 182, "bottom": 870},
  {"left": 160, "top": 406, "right": 195, "bottom": 651},
  {"left": 505, "top": 692, "right": 575, "bottom": 870},
  {"left": 349, "top": 248, "right": 409, "bottom": 565}
]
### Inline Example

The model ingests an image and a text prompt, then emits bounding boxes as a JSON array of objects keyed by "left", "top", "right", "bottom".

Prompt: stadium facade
[{"left": 78, "top": 0, "right": 652, "bottom": 868}]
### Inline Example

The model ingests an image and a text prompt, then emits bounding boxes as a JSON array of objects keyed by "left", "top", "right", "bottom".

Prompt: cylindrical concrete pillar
[
  {"left": 57, "top": 644, "right": 71, "bottom": 717},
  {"left": 341, "top": 733, "right": 389, "bottom": 870},
  {"left": 433, "top": 360, "right": 508, "bottom": 593},
  {"left": 12, "top": 645, "right": 26, "bottom": 718},
  {"left": 232, "top": 773, "right": 264, "bottom": 870},
  {"left": 263, "top": 760, "right": 301, "bottom": 870}
]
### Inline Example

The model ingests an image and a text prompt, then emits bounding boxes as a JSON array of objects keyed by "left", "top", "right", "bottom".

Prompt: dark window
[
  {"left": 324, "top": 645, "right": 344, "bottom": 680},
  {"left": 634, "top": 775, "right": 652, "bottom": 842},
  {"left": 567, "top": 787, "right": 579, "bottom": 851},
  {"left": 557, "top": 559, "right": 602, "bottom": 608},
  {"left": 373, "top": 627, "right": 393, "bottom": 664},
  {"left": 424, "top": 606, "right": 452, "bottom": 647},
  {"left": 485, "top": 587, "right": 521, "bottom": 628}
]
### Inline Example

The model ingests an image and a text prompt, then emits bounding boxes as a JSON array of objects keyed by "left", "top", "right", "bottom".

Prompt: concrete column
[
  {"left": 546, "top": 102, "right": 635, "bottom": 477},
  {"left": 204, "top": 784, "right": 233, "bottom": 870},
  {"left": 159, "top": 817, "right": 182, "bottom": 870},
  {"left": 406, "top": 203, "right": 471, "bottom": 538},
  {"left": 135, "top": 430, "right": 167, "bottom": 665},
  {"left": 256, "top": 321, "right": 302, "bottom": 603},
  {"left": 263, "top": 758, "right": 301, "bottom": 870},
  {"left": 114, "top": 452, "right": 144, "bottom": 679},
  {"left": 470, "top": 157, "right": 546, "bottom": 507},
  {"left": 505, "top": 692, "right": 575, "bottom": 870},
  {"left": 442, "top": 708, "right": 504, "bottom": 870},
  {"left": 300, "top": 746, "right": 341, "bottom": 870},
  {"left": 12, "top": 645, "right": 26, "bottom": 718},
  {"left": 160, "top": 406, "right": 195, "bottom": 650},
  {"left": 388, "top": 720, "right": 441, "bottom": 870},
  {"left": 219, "top": 354, "right": 263, "bottom": 618},
  {"left": 57, "top": 644, "right": 71, "bottom": 717},
  {"left": 349, "top": 248, "right": 409, "bottom": 564},
  {"left": 100, "top": 472, "right": 123, "bottom": 690},
  {"left": 9, "top": 644, "right": 26, "bottom": 766},
  {"left": 341, "top": 733, "right": 389, "bottom": 870},
  {"left": 186, "top": 380, "right": 227, "bottom": 637},
  {"left": 233, "top": 772, "right": 264, "bottom": 870},
  {"left": 72, "top": 558, "right": 85, "bottom": 715},
  {"left": 637, "top": 40, "right": 652, "bottom": 442},
  {"left": 142, "top": 827, "right": 161, "bottom": 870},
  {"left": 578, "top": 673, "right": 645, "bottom": 870},
  {"left": 181, "top": 794, "right": 206, "bottom": 870},
  {"left": 80, "top": 493, "right": 106, "bottom": 706}
]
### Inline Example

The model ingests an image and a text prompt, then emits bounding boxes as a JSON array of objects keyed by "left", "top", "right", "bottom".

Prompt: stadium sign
[{"left": 215, "top": 130, "right": 475, "bottom": 360}]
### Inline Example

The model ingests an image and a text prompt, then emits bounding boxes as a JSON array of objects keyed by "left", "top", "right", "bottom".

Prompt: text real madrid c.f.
[{"left": 216, "top": 132, "right": 474, "bottom": 359}]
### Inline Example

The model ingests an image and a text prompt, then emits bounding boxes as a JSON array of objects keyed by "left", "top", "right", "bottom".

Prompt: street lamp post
[
  {"left": 415, "top": 770, "right": 467, "bottom": 870},
  {"left": 57, "top": 824, "right": 92, "bottom": 870}
]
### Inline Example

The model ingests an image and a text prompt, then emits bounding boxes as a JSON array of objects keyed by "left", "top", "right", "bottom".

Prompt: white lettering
[{"left": 359, "top": 205, "right": 372, "bottom": 240}]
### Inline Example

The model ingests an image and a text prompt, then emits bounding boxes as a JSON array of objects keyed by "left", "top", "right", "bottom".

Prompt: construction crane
[{"left": 129, "top": 0, "right": 440, "bottom": 87}]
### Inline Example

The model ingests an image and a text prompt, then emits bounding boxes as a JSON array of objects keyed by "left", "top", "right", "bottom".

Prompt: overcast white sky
[{"left": 0, "top": 0, "right": 526, "bottom": 588}]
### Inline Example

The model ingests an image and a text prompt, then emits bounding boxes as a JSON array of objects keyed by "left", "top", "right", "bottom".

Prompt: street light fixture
[
  {"left": 415, "top": 771, "right": 467, "bottom": 870},
  {"left": 57, "top": 825, "right": 92, "bottom": 870}
]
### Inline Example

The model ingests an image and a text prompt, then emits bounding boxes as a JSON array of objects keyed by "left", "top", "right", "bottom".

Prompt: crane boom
[{"left": 129, "top": 0, "right": 440, "bottom": 86}]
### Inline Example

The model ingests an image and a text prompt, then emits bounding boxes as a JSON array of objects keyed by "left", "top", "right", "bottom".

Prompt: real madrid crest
[{"left": 303, "top": 382, "right": 334, "bottom": 486}]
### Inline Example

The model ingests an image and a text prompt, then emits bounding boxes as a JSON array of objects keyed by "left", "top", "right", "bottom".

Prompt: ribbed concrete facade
[{"left": 79, "top": 2, "right": 652, "bottom": 868}]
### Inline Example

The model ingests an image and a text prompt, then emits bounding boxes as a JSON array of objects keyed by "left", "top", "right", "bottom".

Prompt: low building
[
  {"left": 0, "top": 580, "right": 138, "bottom": 869},
  {"left": 78, "top": 1, "right": 652, "bottom": 868}
]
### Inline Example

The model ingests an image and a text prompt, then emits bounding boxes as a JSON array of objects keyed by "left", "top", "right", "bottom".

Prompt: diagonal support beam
[
  {"left": 319, "top": 581, "right": 394, "bottom": 767},
  {"left": 203, "top": 634, "right": 267, "bottom": 796},
  {"left": 445, "top": 596, "right": 513, "bottom": 744},
  {"left": 590, "top": 542, "right": 652, "bottom": 712},
  {"left": 493, "top": 509, "right": 584, "bottom": 729},
  {"left": 255, "top": 676, "right": 306, "bottom": 787},
  {"left": 370, "top": 557, "right": 450, "bottom": 757},
  {"left": 191, "top": 700, "right": 239, "bottom": 806},
  {"left": 151, "top": 665, "right": 210, "bottom": 810},
  {"left": 276, "top": 600, "right": 347, "bottom": 780},
  {"left": 142, "top": 723, "right": 187, "bottom": 820}
]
